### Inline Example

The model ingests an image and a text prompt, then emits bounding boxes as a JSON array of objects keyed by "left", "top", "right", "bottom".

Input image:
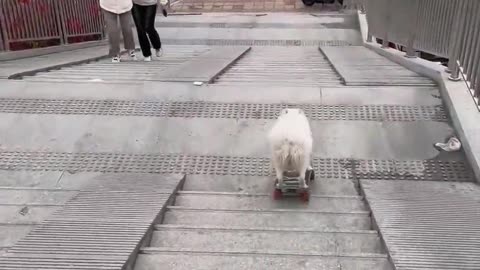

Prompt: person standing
[
  {"left": 100, "top": 0, "right": 137, "bottom": 63},
  {"left": 132, "top": 0, "right": 167, "bottom": 62}
]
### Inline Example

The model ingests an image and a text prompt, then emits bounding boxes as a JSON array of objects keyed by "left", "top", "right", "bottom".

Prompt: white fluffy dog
[{"left": 268, "top": 108, "right": 313, "bottom": 189}]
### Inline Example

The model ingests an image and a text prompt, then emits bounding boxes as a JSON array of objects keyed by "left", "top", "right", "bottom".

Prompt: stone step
[
  {"left": 163, "top": 206, "right": 371, "bottom": 230},
  {"left": 152, "top": 225, "right": 383, "bottom": 254},
  {"left": 174, "top": 191, "right": 366, "bottom": 212},
  {"left": 182, "top": 176, "right": 360, "bottom": 195},
  {"left": 135, "top": 250, "right": 393, "bottom": 270}
]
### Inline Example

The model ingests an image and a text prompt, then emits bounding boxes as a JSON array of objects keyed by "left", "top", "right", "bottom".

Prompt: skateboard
[{"left": 273, "top": 167, "right": 315, "bottom": 202}]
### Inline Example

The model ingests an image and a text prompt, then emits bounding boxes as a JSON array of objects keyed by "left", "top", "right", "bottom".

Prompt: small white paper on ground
[
  {"left": 434, "top": 136, "right": 461, "bottom": 152},
  {"left": 193, "top": 81, "right": 203, "bottom": 86}
]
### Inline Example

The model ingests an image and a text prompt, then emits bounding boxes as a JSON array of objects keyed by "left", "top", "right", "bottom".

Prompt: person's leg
[
  {"left": 144, "top": 4, "right": 162, "bottom": 54},
  {"left": 102, "top": 9, "right": 120, "bottom": 58},
  {"left": 118, "top": 10, "right": 136, "bottom": 54},
  {"left": 132, "top": 4, "right": 151, "bottom": 58}
]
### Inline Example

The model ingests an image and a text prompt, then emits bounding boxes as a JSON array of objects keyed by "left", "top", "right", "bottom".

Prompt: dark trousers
[{"left": 132, "top": 3, "right": 161, "bottom": 57}]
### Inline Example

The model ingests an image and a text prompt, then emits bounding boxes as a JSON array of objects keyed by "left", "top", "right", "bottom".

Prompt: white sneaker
[
  {"left": 144, "top": 56, "right": 152, "bottom": 62},
  {"left": 129, "top": 50, "right": 137, "bottom": 61},
  {"left": 156, "top": 48, "right": 163, "bottom": 57},
  {"left": 112, "top": 56, "right": 120, "bottom": 63}
]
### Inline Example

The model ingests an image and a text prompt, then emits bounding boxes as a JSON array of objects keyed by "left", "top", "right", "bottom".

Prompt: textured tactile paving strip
[
  {"left": 0, "top": 151, "right": 474, "bottom": 182},
  {"left": 157, "top": 22, "right": 358, "bottom": 29},
  {"left": 0, "top": 99, "right": 448, "bottom": 122},
  {"left": 362, "top": 180, "right": 480, "bottom": 270},
  {"left": 0, "top": 174, "right": 184, "bottom": 270},
  {"left": 162, "top": 39, "right": 352, "bottom": 46}
]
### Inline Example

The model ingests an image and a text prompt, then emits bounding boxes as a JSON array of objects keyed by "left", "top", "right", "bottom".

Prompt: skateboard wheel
[
  {"left": 307, "top": 169, "right": 315, "bottom": 181},
  {"left": 300, "top": 190, "right": 310, "bottom": 202},
  {"left": 273, "top": 189, "right": 283, "bottom": 200}
]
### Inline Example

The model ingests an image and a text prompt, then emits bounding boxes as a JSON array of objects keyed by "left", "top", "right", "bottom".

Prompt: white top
[
  {"left": 100, "top": 0, "right": 133, "bottom": 14},
  {"left": 133, "top": 0, "right": 158, "bottom": 5}
]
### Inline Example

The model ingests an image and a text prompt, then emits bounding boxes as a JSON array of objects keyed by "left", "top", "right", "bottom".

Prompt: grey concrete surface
[
  {"left": 135, "top": 253, "right": 393, "bottom": 270},
  {"left": 151, "top": 227, "right": 382, "bottom": 253},
  {"left": 182, "top": 176, "right": 360, "bottom": 195},
  {"left": 163, "top": 207, "right": 371, "bottom": 230},
  {"left": 0, "top": 10, "right": 475, "bottom": 270},
  {"left": 0, "top": 80, "right": 443, "bottom": 106},
  {"left": 0, "top": 115, "right": 455, "bottom": 159},
  {"left": 174, "top": 191, "right": 366, "bottom": 211},
  {"left": 0, "top": 189, "right": 76, "bottom": 205},
  {"left": 0, "top": 205, "right": 61, "bottom": 224}
]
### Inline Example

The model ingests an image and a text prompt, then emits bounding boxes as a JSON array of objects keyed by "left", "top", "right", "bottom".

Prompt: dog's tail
[{"left": 278, "top": 139, "right": 305, "bottom": 171}]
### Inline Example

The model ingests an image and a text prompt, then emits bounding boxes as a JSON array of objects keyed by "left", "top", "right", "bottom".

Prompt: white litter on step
[
  {"left": 89, "top": 78, "right": 104, "bottom": 82},
  {"left": 193, "top": 81, "right": 203, "bottom": 86},
  {"left": 434, "top": 136, "right": 461, "bottom": 152}
]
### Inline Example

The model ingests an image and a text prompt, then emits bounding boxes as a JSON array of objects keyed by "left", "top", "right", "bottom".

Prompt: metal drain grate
[
  {"left": 162, "top": 39, "right": 351, "bottom": 46},
  {"left": 0, "top": 151, "right": 473, "bottom": 182},
  {"left": 0, "top": 99, "right": 447, "bottom": 122}
]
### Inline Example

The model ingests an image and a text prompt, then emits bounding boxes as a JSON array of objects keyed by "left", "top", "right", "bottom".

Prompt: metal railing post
[
  {"left": 447, "top": 0, "right": 468, "bottom": 81},
  {"left": 405, "top": 0, "right": 420, "bottom": 58},
  {"left": 53, "top": 0, "right": 67, "bottom": 45},
  {"left": 0, "top": 0, "right": 9, "bottom": 51},
  {"left": 381, "top": 0, "right": 391, "bottom": 49},
  {"left": 365, "top": 0, "right": 373, "bottom": 42}
]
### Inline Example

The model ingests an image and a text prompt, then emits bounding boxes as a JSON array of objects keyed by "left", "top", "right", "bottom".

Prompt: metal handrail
[
  {"left": 0, "top": 0, "right": 104, "bottom": 51},
  {"left": 346, "top": 0, "right": 480, "bottom": 107}
]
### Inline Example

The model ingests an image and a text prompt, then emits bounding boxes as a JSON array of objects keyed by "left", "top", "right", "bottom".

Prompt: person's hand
[{"left": 162, "top": 8, "right": 168, "bottom": 17}]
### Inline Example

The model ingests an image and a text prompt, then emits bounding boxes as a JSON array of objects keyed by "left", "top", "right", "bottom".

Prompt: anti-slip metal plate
[
  {"left": 0, "top": 174, "right": 184, "bottom": 270},
  {"left": 0, "top": 151, "right": 473, "bottom": 181},
  {"left": 0, "top": 99, "right": 448, "bottom": 122},
  {"left": 362, "top": 180, "right": 480, "bottom": 270},
  {"left": 162, "top": 39, "right": 352, "bottom": 46}
]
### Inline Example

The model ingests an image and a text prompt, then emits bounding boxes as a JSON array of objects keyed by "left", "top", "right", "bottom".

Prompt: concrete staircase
[{"left": 134, "top": 177, "right": 393, "bottom": 270}]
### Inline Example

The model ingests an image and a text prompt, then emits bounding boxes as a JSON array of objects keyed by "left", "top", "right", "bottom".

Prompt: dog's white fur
[{"left": 268, "top": 108, "right": 313, "bottom": 188}]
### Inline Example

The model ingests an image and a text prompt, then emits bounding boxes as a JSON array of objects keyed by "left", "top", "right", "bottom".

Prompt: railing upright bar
[
  {"left": 459, "top": 0, "right": 475, "bottom": 76},
  {"left": 474, "top": 62, "right": 480, "bottom": 101},
  {"left": 56, "top": 0, "right": 67, "bottom": 45},
  {"left": 405, "top": 0, "right": 420, "bottom": 58},
  {"left": 0, "top": 0, "right": 7, "bottom": 51},
  {"left": 448, "top": 0, "right": 468, "bottom": 80},
  {"left": 467, "top": 11, "right": 480, "bottom": 94},
  {"left": 365, "top": 0, "right": 373, "bottom": 42},
  {"left": 381, "top": 0, "right": 391, "bottom": 48},
  {"left": 464, "top": 0, "right": 480, "bottom": 83}
]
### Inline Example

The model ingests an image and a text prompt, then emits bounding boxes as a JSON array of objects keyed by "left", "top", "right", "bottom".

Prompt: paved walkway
[{"left": 0, "top": 11, "right": 479, "bottom": 270}]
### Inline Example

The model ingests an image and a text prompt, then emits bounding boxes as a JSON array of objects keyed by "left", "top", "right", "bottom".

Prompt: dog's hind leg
[
  {"left": 299, "top": 163, "right": 309, "bottom": 189},
  {"left": 272, "top": 157, "right": 284, "bottom": 186}
]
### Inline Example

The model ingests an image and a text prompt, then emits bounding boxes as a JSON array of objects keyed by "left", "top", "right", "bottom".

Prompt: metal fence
[
  {"left": 0, "top": 0, "right": 104, "bottom": 51},
  {"left": 346, "top": 0, "right": 480, "bottom": 106}
]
